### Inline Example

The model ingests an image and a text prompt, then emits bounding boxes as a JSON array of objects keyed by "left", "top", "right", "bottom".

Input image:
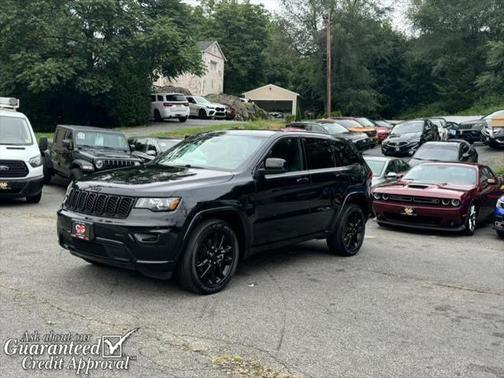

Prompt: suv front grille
[
  {"left": 65, "top": 189, "right": 135, "bottom": 218},
  {"left": 101, "top": 160, "right": 136, "bottom": 170},
  {"left": 0, "top": 160, "right": 29, "bottom": 178}
]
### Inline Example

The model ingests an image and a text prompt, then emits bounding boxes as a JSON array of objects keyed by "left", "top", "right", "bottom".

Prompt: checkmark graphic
[{"left": 102, "top": 328, "right": 139, "bottom": 358}]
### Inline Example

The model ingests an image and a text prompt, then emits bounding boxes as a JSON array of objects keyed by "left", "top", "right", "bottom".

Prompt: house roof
[
  {"left": 196, "top": 41, "right": 227, "bottom": 61},
  {"left": 243, "top": 84, "right": 300, "bottom": 97}
]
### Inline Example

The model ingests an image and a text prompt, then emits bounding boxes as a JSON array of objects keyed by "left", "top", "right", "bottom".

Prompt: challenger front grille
[
  {"left": 65, "top": 189, "right": 135, "bottom": 218},
  {"left": 0, "top": 160, "right": 29, "bottom": 178},
  {"left": 388, "top": 195, "right": 441, "bottom": 205}
]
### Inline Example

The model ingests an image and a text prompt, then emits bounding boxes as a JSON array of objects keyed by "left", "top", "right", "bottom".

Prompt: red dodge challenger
[{"left": 371, "top": 163, "right": 503, "bottom": 235}]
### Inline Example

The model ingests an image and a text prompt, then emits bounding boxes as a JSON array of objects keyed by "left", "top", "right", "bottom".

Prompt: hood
[
  {"left": 207, "top": 103, "right": 226, "bottom": 108},
  {"left": 460, "top": 118, "right": 485, "bottom": 127},
  {"left": 0, "top": 144, "right": 40, "bottom": 160},
  {"left": 338, "top": 132, "right": 367, "bottom": 141},
  {"left": 75, "top": 165, "right": 234, "bottom": 196},
  {"left": 371, "top": 177, "right": 385, "bottom": 187},
  {"left": 386, "top": 132, "right": 422, "bottom": 143},
  {"left": 77, "top": 148, "right": 137, "bottom": 160},
  {"left": 374, "top": 181, "right": 474, "bottom": 199}
]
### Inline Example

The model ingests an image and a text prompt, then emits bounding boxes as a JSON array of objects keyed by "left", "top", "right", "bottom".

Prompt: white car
[
  {"left": 186, "top": 96, "right": 227, "bottom": 119},
  {"left": 0, "top": 97, "right": 44, "bottom": 203},
  {"left": 150, "top": 93, "right": 190, "bottom": 122}
]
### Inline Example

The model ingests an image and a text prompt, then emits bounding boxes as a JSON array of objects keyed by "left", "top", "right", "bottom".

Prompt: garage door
[{"left": 253, "top": 100, "right": 293, "bottom": 113}]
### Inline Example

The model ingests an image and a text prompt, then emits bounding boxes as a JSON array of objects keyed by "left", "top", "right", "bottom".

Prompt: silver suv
[{"left": 186, "top": 96, "right": 226, "bottom": 119}]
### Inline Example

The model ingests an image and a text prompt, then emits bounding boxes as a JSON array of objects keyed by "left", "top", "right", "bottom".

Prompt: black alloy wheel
[
  {"left": 178, "top": 219, "right": 239, "bottom": 294},
  {"left": 327, "top": 204, "right": 366, "bottom": 256}
]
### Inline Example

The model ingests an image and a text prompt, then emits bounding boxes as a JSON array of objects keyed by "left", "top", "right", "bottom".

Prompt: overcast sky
[{"left": 182, "top": 0, "right": 411, "bottom": 32}]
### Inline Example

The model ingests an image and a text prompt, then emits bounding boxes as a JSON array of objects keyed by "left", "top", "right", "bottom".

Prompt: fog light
[{"left": 451, "top": 199, "right": 461, "bottom": 207}]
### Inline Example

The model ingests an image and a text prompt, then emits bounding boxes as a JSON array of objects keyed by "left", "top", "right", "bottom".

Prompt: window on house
[{"left": 210, "top": 61, "right": 217, "bottom": 72}]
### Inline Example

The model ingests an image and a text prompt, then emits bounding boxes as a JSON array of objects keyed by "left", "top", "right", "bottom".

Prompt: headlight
[
  {"left": 451, "top": 199, "right": 461, "bottom": 207},
  {"left": 134, "top": 197, "right": 181, "bottom": 212},
  {"left": 134, "top": 161, "right": 141, "bottom": 166},
  {"left": 382, "top": 194, "right": 389, "bottom": 200},
  {"left": 493, "top": 127, "right": 504, "bottom": 135},
  {"left": 29, "top": 154, "right": 42, "bottom": 168},
  {"left": 206, "top": 106, "right": 215, "bottom": 109},
  {"left": 441, "top": 199, "right": 450, "bottom": 206},
  {"left": 372, "top": 193, "right": 381, "bottom": 200},
  {"left": 95, "top": 160, "right": 104, "bottom": 169},
  {"left": 497, "top": 198, "right": 504, "bottom": 209}
]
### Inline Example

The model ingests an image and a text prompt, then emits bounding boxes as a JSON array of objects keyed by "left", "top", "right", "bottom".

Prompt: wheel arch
[{"left": 331, "top": 192, "right": 371, "bottom": 231}]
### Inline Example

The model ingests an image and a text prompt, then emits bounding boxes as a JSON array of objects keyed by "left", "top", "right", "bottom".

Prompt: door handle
[{"left": 296, "top": 177, "right": 309, "bottom": 184}]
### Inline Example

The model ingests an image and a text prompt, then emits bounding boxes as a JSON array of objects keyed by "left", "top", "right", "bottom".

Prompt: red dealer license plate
[{"left": 71, "top": 221, "right": 93, "bottom": 241}]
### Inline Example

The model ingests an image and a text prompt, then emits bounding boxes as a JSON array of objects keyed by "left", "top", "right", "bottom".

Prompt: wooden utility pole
[{"left": 325, "top": 10, "right": 332, "bottom": 116}]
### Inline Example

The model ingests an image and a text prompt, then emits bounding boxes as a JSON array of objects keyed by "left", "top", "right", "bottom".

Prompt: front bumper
[
  {"left": 354, "top": 138, "right": 373, "bottom": 150},
  {"left": 494, "top": 211, "right": 504, "bottom": 231},
  {"left": 57, "top": 209, "right": 185, "bottom": 279},
  {"left": 373, "top": 200, "right": 466, "bottom": 232},
  {"left": 0, "top": 176, "right": 44, "bottom": 199},
  {"left": 481, "top": 133, "right": 504, "bottom": 146}
]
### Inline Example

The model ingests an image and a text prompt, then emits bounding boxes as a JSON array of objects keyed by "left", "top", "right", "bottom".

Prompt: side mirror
[
  {"left": 147, "top": 150, "right": 157, "bottom": 156},
  {"left": 129, "top": 144, "right": 136, "bottom": 151},
  {"left": 386, "top": 172, "right": 398, "bottom": 179},
  {"left": 38, "top": 137, "right": 48, "bottom": 152},
  {"left": 63, "top": 139, "right": 73, "bottom": 150},
  {"left": 462, "top": 152, "right": 470, "bottom": 159},
  {"left": 263, "top": 158, "right": 287, "bottom": 174},
  {"left": 487, "top": 178, "right": 497, "bottom": 185}
]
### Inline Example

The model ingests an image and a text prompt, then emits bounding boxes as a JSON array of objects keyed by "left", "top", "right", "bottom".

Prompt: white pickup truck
[{"left": 0, "top": 97, "right": 44, "bottom": 203}]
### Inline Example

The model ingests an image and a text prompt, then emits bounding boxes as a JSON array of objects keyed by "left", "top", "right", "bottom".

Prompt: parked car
[
  {"left": 42, "top": 125, "right": 142, "bottom": 182},
  {"left": 319, "top": 118, "right": 377, "bottom": 143},
  {"left": 129, "top": 137, "right": 182, "bottom": 162},
  {"left": 186, "top": 96, "right": 226, "bottom": 119},
  {"left": 286, "top": 121, "right": 372, "bottom": 150},
  {"left": 269, "top": 112, "right": 284, "bottom": 119},
  {"left": 372, "top": 120, "right": 394, "bottom": 143},
  {"left": 381, "top": 120, "right": 440, "bottom": 156},
  {"left": 427, "top": 118, "right": 449, "bottom": 141},
  {"left": 408, "top": 141, "right": 478, "bottom": 167},
  {"left": 364, "top": 156, "right": 410, "bottom": 187},
  {"left": 371, "top": 163, "right": 503, "bottom": 235},
  {"left": 457, "top": 110, "right": 504, "bottom": 144},
  {"left": 494, "top": 195, "right": 504, "bottom": 237},
  {"left": 150, "top": 93, "right": 189, "bottom": 122},
  {"left": 0, "top": 97, "right": 44, "bottom": 203},
  {"left": 481, "top": 115, "right": 504, "bottom": 148},
  {"left": 57, "top": 130, "right": 372, "bottom": 294}
]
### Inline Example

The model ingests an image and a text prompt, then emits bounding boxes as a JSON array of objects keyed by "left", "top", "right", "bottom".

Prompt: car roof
[
  {"left": 414, "top": 162, "right": 481, "bottom": 169},
  {"left": 363, "top": 156, "right": 394, "bottom": 162},
  {"left": 57, "top": 125, "right": 125, "bottom": 134},
  {"left": 151, "top": 92, "right": 185, "bottom": 96},
  {"left": 202, "top": 129, "right": 346, "bottom": 142},
  {"left": 0, "top": 109, "right": 27, "bottom": 119},
  {"left": 421, "top": 141, "right": 462, "bottom": 148},
  {"left": 129, "top": 136, "right": 181, "bottom": 140}
]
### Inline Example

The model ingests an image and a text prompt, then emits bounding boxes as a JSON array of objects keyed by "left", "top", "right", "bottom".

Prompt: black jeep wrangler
[
  {"left": 41, "top": 125, "right": 142, "bottom": 182},
  {"left": 57, "top": 130, "right": 372, "bottom": 294}
]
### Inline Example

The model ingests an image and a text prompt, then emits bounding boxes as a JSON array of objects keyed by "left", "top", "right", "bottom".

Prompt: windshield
[
  {"left": 194, "top": 96, "right": 210, "bottom": 104},
  {"left": 365, "top": 159, "right": 386, "bottom": 177},
  {"left": 414, "top": 144, "right": 458, "bottom": 160},
  {"left": 391, "top": 121, "right": 423, "bottom": 135},
  {"left": 403, "top": 165, "right": 477, "bottom": 186},
  {"left": 154, "top": 133, "right": 265, "bottom": 171},
  {"left": 0, "top": 116, "right": 33, "bottom": 145},
  {"left": 335, "top": 119, "right": 363, "bottom": 129},
  {"left": 158, "top": 139, "right": 181, "bottom": 152},
  {"left": 484, "top": 110, "right": 504, "bottom": 120},
  {"left": 75, "top": 131, "right": 129, "bottom": 150},
  {"left": 356, "top": 118, "right": 375, "bottom": 127},
  {"left": 323, "top": 123, "right": 349, "bottom": 134}
]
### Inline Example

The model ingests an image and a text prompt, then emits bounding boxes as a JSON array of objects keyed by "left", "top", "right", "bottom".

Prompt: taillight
[
  {"left": 163, "top": 103, "right": 174, "bottom": 107},
  {"left": 183, "top": 103, "right": 189, "bottom": 107}
]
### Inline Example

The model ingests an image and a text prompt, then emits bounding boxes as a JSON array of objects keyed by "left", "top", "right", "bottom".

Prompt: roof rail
[{"left": 0, "top": 97, "right": 20, "bottom": 110}]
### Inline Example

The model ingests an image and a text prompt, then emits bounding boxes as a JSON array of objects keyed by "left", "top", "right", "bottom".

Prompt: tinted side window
[
  {"left": 157, "top": 95, "right": 163, "bottom": 101},
  {"left": 267, "top": 138, "right": 303, "bottom": 172},
  {"left": 305, "top": 138, "right": 335, "bottom": 169},
  {"left": 333, "top": 140, "right": 359, "bottom": 166}
]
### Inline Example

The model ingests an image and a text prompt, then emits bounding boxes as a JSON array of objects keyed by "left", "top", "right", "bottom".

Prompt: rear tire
[
  {"left": 179, "top": 117, "right": 187, "bottom": 123},
  {"left": 327, "top": 204, "right": 366, "bottom": 256},
  {"left": 26, "top": 192, "right": 42, "bottom": 204},
  {"left": 463, "top": 203, "right": 477, "bottom": 236},
  {"left": 43, "top": 165, "right": 52, "bottom": 184},
  {"left": 198, "top": 109, "right": 207, "bottom": 119},
  {"left": 178, "top": 219, "right": 239, "bottom": 294},
  {"left": 154, "top": 109, "right": 162, "bottom": 122}
]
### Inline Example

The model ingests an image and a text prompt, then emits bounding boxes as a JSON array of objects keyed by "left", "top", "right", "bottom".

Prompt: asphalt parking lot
[{"left": 0, "top": 144, "right": 503, "bottom": 377}]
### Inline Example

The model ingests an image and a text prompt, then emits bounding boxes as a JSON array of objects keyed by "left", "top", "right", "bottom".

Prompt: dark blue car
[{"left": 495, "top": 195, "right": 504, "bottom": 237}]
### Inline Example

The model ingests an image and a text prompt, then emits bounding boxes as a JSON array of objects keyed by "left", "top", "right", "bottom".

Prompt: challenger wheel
[
  {"left": 463, "top": 203, "right": 477, "bottom": 236},
  {"left": 327, "top": 204, "right": 366, "bottom": 256},
  {"left": 178, "top": 219, "right": 239, "bottom": 294}
]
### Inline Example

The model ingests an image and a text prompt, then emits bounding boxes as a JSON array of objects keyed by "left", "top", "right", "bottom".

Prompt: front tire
[
  {"left": 26, "top": 192, "right": 42, "bottom": 204},
  {"left": 198, "top": 109, "right": 208, "bottom": 119},
  {"left": 179, "top": 116, "right": 187, "bottom": 123},
  {"left": 463, "top": 203, "right": 478, "bottom": 235},
  {"left": 178, "top": 219, "right": 239, "bottom": 294},
  {"left": 327, "top": 204, "right": 366, "bottom": 256},
  {"left": 43, "top": 165, "right": 52, "bottom": 184}
]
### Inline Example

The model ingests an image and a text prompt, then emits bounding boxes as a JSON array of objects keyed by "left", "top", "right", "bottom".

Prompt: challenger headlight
[
  {"left": 451, "top": 199, "right": 461, "bottom": 207},
  {"left": 29, "top": 154, "right": 42, "bottom": 168},
  {"left": 372, "top": 193, "right": 381, "bottom": 200},
  {"left": 95, "top": 160, "right": 104, "bottom": 169},
  {"left": 441, "top": 199, "right": 450, "bottom": 206},
  {"left": 135, "top": 197, "right": 181, "bottom": 212}
]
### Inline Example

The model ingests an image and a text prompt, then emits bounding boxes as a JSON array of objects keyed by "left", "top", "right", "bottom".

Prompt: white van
[{"left": 0, "top": 98, "right": 44, "bottom": 203}]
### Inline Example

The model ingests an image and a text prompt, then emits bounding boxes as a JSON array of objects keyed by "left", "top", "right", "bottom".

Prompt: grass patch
[
  {"left": 149, "top": 119, "right": 286, "bottom": 138},
  {"left": 35, "top": 132, "right": 53, "bottom": 142}
]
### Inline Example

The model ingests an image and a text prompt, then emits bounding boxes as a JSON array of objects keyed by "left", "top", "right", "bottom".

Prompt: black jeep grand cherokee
[{"left": 57, "top": 130, "right": 372, "bottom": 294}]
